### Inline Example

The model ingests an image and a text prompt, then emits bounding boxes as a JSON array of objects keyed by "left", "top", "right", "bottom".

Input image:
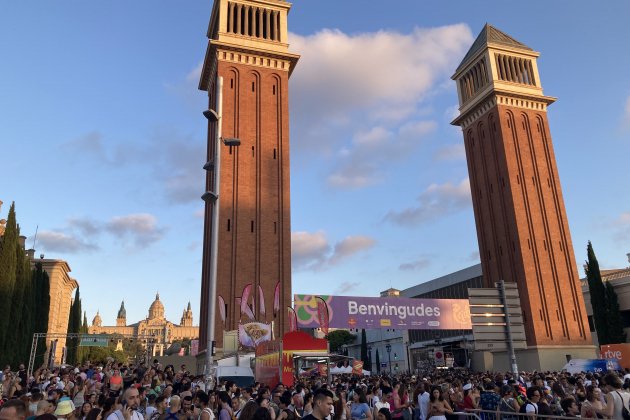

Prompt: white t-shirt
[
  {"left": 106, "top": 409, "right": 144, "bottom": 420},
  {"left": 525, "top": 402, "right": 538, "bottom": 414}
]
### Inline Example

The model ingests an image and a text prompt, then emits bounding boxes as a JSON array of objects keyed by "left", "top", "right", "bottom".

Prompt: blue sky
[{"left": 2, "top": 1, "right": 629, "bottom": 327}]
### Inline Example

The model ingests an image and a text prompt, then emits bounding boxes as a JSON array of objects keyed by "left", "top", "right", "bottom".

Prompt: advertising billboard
[
  {"left": 600, "top": 344, "right": 630, "bottom": 369},
  {"left": 294, "top": 294, "right": 471, "bottom": 330}
]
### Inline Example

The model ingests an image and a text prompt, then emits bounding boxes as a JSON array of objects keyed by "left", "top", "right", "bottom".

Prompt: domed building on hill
[{"left": 88, "top": 293, "right": 198, "bottom": 356}]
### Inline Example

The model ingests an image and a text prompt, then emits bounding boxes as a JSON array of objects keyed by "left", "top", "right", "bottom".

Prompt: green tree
[
  {"left": 0, "top": 203, "right": 18, "bottom": 360},
  {"left": 325, "top": 330, "right": 356, "bottom": 353},
  {"left": 360, "top": 329, "right": 368, "bottom": 368},
  {"left": 33, "top": 263, "right": 50, "bottom": 368},
  {"left": 78, "top": 312, "right": 89, "bottom": 363},
  {"left": 66, "top": 287, "right": 82, "bottom": 364},
  {"left": 10, "top": 240, "right": 33, "bottom": 366},
  {"left": 585, "top": 241, "right": 610, "bottom": 344},
  {"left": 375, "top": 349, "right": 380, "bottom": 374},
  {"left": 605, "top": 282, "right": 626, "bottom": 344}
]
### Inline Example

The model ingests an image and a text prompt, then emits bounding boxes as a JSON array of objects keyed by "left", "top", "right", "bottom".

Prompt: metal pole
[
  {"left": 205, "top": 76, "right": 224, "bottom": 390},
  {"left": 499, "top": 280, "right": 519, "bottom": 378}
]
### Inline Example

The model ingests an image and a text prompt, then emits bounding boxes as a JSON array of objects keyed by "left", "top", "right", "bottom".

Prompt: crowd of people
[{"left": 2, "top": 359, "right": 630, "bottom": 420}]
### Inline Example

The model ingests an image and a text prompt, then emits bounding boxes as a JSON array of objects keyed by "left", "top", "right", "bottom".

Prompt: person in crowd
[
  {"left": 561, "top": 398, "right": 580, "bottom": 417},
  {"left": 198, "top": 391, "right": 215, "bottom": 420},
  {"left": 239, "top": 401, "right": 259, "bottom": 420},
  {"left": 350, "top": 388, "right": 372, "bottom": 420},
  {"left": 0, "top": 398, "right": 28, "bottom": 420},
  {"left": 106, "top": 386, "right": 143, "bottom": 420},
  {"left": 375, "top": 408, "right": 391, "bottom": 420},
  {"left": 599, "top": 372, "right": 630, "bottom": 419},
  {"left": 581, "top": 384, "right": 606, "bottom": 419},
  {"left": 496, "top": 385, "right": 519, "bottom": 419},
  {"left": 427, "top": 386, "right": 452, "bottom": 420},
  {"left": 78, "top": 402, "right": 93, "bottom": 420},
  {"left": 479, "top": 381, "right": 500, "bottom": 420},
  {"left": 218, "top": 391, "right": 234, "bottom": 420},
  {"left": 519, "top": 386, "right": 541, "bottom": 417},
  {"left": 302, "top": 389, "right": 334, "bottom": 420}
]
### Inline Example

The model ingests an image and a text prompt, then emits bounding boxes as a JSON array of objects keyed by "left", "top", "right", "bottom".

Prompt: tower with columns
[
  {"left": 198, "top": 0, "right": 299, "bottom": 351},
  {"left": 451, "top": 24, "right": 595, "bottom": 370}
]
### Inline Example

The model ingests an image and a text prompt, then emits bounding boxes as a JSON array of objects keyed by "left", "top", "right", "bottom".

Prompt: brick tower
[
  {"left": 452, "top": 25, "right": 594, "bottom": 368},
  {"left": 198, "top": 0, "right": 299, "bottom": 352}
]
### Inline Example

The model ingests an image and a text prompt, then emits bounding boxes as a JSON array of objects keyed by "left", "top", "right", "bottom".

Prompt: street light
[
  {"left": 385, "top": 343, "right": 392, "bottom": 373},
  {"left": 202, "top": 76, "right": 241, "bottom": 391}
]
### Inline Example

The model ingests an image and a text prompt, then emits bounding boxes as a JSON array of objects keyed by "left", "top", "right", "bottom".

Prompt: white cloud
[
  {"left": 290, "top": 25, "right": 473, "bottom": 129},
  {"left": 292, "top": 231, "right": 330, "bottom": 270},
  {"left": 37, "top": 231, "right": 98, "bottom": 254},
  {"left": 434, "top": 143, "right": 466, "bottom": 161},
  {"left": 106, "top": 213, "right": 166, "bottom": 246},
  {"left": 385, "top": 178, "right": 472, "bottom": 225},
  {"left": 292, "top": 231, "right": 376, "bottom": 271},
  {"left": 289, "top": 24, "right": 471, "bottom": 189},
  {"left": 329, "top": 236, "right": 377, "bottom": 265}
]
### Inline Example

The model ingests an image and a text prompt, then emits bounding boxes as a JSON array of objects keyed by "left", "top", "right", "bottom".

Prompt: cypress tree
[
  {"left": 360, "top": 329, "right": 368, "bottom": 368},
  {"left": 78, "top": 311, "right": 88, "bottom": 363},
  {"left": 585, "top": 241, "right": 609, "bottom": 344},
  {"left": 605, "top": 282, "right": 627, "bottom": 344},
  {"left": 33, "top": 263, "right": 50, "bottom": 368},
  {"left": 66, "top": 288, "right": 82, "bottom": 365},
  {"left": 0, "top": 203, "right": 18, "bottom": 361},
  {"left": 10, "top": 240, "right": 33, "bottom": 366}
]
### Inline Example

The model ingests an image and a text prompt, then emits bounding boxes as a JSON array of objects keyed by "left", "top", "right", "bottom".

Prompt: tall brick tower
[
  {"left": 198, "top": 0, "right": 299, "bottom": 352},
  {"left": 452, "top": 25, "right": 594, "bottom": 368}
]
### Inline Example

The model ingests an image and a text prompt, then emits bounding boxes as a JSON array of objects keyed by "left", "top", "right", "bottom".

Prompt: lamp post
[
  {"left": 385, "top": 343, "right": 392, "bottom": 373},
  {"left": 367, "top": 346, "right": 372, "bottom": 372},
  {"left": 202, "top": 76, "right": 241, "bottom": 391}
]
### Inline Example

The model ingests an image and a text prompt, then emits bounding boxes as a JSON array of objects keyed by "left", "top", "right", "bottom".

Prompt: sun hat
[
  {"left": 54, "top": 399, "right": 75, "bottom": 416},
  {"left": 463, "top": 383, "right": 472, "bottom": 391}
]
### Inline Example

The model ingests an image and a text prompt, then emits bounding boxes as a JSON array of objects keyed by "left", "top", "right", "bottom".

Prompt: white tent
[{"left": 330, "top": 366, "right": 371, "bottom": 375}]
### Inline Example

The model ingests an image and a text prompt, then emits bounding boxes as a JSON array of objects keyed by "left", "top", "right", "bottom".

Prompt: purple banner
[{"left": 294, "top": 294, "right": 471, "bottom": 330}]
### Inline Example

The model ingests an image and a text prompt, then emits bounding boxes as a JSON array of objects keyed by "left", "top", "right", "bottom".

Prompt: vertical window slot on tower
[
  {"left": 227, "top": 219, "right": 231, "bottom": 231},
  {"left": 229, "top": 146, "right": 233, "bottom": 155},
  {"left": 274, "top": 222, "right": 277, "bottom": 234},
  {"left": 231, "top": 79, "right": 234, "bottom": 89},
  {"left": 250, "top": 220, "right": 254, "bottom": 232},
  {"left": 539, "top": 309, "right": 543, "bottom": 321},
  {"left": 273, "top": 148, "right": 277, "bottom": 159},
  {"left": 252, "top": 146, "right": 255, "bottom": 157},
  {"left": 252, "top": 81, "right": 255, "bottom": 92},
  {"left": 272, "top": 85, "right": 276, "bottom": 95}
]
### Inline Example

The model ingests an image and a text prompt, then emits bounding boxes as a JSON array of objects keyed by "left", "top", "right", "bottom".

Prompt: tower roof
[
  {"left": 149, "top": 292, "right": 165, "bottom": 319},
  {"left": 456, "top": 24, "right": 533, "bottom": 73},
  {"left": 117, "top": 301, "right": 126, "bottom": 319}
]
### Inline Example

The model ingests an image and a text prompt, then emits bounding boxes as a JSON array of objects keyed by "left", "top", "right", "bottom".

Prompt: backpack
[{"left": 615, "top": 391, "right": 630, "bottom": 420}]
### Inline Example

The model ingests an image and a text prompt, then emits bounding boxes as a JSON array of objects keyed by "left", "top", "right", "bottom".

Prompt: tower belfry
[
  {"left": 452, "top": 24, "right": 594, "bottom": 369},
  {"left": 198, "top": 0, "right": 298, "bottom": 352}
]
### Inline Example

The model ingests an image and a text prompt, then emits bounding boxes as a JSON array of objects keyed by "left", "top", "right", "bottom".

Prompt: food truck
[{"left": 255, "top": 331, "right": 329, "bottom": 388}]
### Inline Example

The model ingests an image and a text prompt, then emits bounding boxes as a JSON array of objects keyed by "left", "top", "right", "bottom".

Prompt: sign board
[
  {"left": 294, "top": 294, "right": 471, "bottom": 330},
  {"left": 433, "top": 347, "right": 444, "bottom": 366},
  {"left": 600, "top": 344, "right": 630, "bottom": 369},
  {"left": 79, "top": 336, "right": 108, "bottom": 347},
  {"left": 468, "top": 282, "right": 527, "bottom": 351}
]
